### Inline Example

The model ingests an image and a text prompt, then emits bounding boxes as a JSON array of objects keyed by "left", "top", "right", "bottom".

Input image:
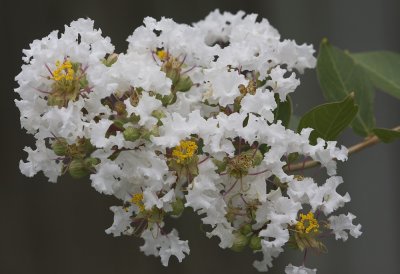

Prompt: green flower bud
[
  {"left": 103, "top": 53, "right": 118, "bottom": 67},
  {"left": 123, "top": 127, "right": 140, "bottom": 142},
  {"left": 171, "top": 198, "right": 184, "bottom": 217},
  {"left": 174, "top": 75, "right": 193, "bottom": 92},
  {"left": 84, "top": 157, "right": 100, "bottom": 168},
  {"left": 230, "top": 232, "right": 249, "bottom": 252},
  {"left": 151, "top": 109, "right": 166, "bottom": 120},
  {"left": 69, "top": 159, "right": 89, "bottom": 178},
  {"left": 240, "top": 224, "right": 253, "bottom": 236},
  {"left": 249, "top": 235, "right": 262, "bottom": 251},
  {"left": 51, "top": 138, "right": 68, "bottom": 156},
  {"left": 76, "top": 138, "right": 95, "bottom": 154}
]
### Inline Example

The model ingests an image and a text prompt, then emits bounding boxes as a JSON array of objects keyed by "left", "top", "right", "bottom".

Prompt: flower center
[
  {"left": 53, "top": 60, "right": 75, "bottom": 82},
  {"left": 156, "top": 49, "right": 168, "bottom": 61},
  {"left": 131, "top": 193, "right": 145, "bottom": 212},
  {"left": 172, "top": 140, "right": 198, "bottom": 164},
  {"left": 295, "top": 211, "right": 319, "bottom": 234}
]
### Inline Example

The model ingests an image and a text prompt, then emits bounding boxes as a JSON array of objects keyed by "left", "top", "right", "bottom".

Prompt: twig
[{"left": 284, "top": 125, "right": 400, "bottom": 172}]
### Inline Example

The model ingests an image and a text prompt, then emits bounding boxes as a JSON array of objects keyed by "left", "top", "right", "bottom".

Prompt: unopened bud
[
  {"left": 151, "top": 109, "right": 165, "bottom": 120},
  {"left": 240, "top": 224, "right": 253, "bottom": 236},
  {"left": 249, "top": 235, "right": 262, "bottom": 251},
  {"left": 123, "top": 127, "right": 140, "bottom": 142},
  {"left": 230, "top": 232, "right": 249, "bottom": 252},
  {"left": 174, "top": 75, "right": 193, "bottom": 92},
  {"left": 84, "top": 157, "right": 100, "bottom": 168},
  {"left": 103, "top": 53, "right": 118, "bottom": 67},
  {"left": 51, "top": 138, "right": 68, "bottom": 156},
  {"left": 69, "top": 159, "right": 89, "bottom": 178},
  {"left": 77, "top": 138, "right": 94, "bottom": 154}
]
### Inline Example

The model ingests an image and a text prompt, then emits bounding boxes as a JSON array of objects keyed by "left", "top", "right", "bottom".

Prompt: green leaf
[
  {"left": 372, "top": 128, "right": 400, "bottom": 143},
  {"left": 317, "top": 39, "right": 375, "bottom": 136},
  {"left": 273, "top": 94, "right": 292, "bottom": 127},
  {"left": 297, "top": 94, "right": 358, "bottom": 144},
  {"left": 352, "top": 51, "right": 400, "bottom": 99}
]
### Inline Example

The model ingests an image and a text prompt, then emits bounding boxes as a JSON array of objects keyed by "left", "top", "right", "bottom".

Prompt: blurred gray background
[{"left": 1, "top": 0, "right": 400, "bottom": 273}]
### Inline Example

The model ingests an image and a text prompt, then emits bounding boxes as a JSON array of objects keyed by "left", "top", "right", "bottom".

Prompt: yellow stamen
[
  {"left": 53, "top": 60, "right": 75, "bottom": 81},
  {"left": 131, "top": 193, "right": 145, "bottom": 212},
  {"left": 156, "top": 50, "right": 167, "bottom": 60},
  {"left": 295, "top": 211, "right": 319, "bottom": 234},
  {"left": 172, "top": 140, "right": 198, "bottom": 164}
]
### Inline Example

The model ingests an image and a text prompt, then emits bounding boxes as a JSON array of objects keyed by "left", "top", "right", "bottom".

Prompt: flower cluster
[{"left": 15, "top": 10, "right": 362, "bottom": 272}]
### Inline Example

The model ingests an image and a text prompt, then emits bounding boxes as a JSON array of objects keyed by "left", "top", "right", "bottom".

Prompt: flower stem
[{"left": 284, "top": 125, "right": 400, "bottom": 172}]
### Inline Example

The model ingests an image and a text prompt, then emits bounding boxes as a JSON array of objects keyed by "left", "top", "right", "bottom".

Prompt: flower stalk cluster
[{"left": 15, "top": 11, "right": 362, "bottom": 273}]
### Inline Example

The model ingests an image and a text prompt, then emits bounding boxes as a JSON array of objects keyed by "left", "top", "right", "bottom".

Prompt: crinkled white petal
[
  {"left": 19, "top": 140, "right": 62, "bottom": 183},
  {"left": 204, "top": 68, "right": 247, "bottom": 107},
  {"left": 328, "top": 213, "right": 362, "bottom": 241},
  {"left": 105, "top": 206, "right": 133, "bottom": 237},
  {"left": 285, "top": 264, "right": 317, "bottom": 274},
  {"left": 240, "top": 88, "right": 277, "bottom": 122},
  {"left": 266, "top": 66, "right": 300, "bottom": 101},
  {"left": 140, "top": 228, "right": 190, "bottom": 266}
]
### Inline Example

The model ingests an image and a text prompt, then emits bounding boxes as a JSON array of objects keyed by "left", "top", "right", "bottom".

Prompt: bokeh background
[{"left": 1, "top": 0, "right": 400, "bottom": 273}]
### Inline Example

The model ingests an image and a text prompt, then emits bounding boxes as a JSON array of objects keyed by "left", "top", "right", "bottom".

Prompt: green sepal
[
  {"left": 230, "top": 232, "right": 249, "bottom": 252},
  {"left": 249, "top": 234, "right": 262, "bottom": 251}
]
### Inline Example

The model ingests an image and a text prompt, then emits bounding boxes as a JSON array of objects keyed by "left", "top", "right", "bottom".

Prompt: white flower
[
  {"left": 318, "top": 176, "right": 351, "bottom": 215},
  {"left": 204, "top": 68, "right": 247, "bottom": 107},
  {"left": 285, "top": 264, "right": 317, "bottom": 274},
  {"left": 240, "top": 88, "right": 277, "bottom": 122},
  {"left": 140, "top": 228, "right": 190, "bottom": 266},
  {"left": 206, "top": 223, "right": 235, "bottom": 248},
  {"left": 19, "top": 140, "right": 62, "bottom": 183},
  {"left": 266, "top": 66, "right": 300, "bottom": 101},
  {"left": 328, "top": 213, "right": 362, "bottom": 241},
  {"left": 253, "top": 242, "right": 283, "bottom": 272},
  {"left": 287, "top": 176, "right": 350, "bottom": 215},
  {"left": 39, "top": 100, "right": 86, "bottom": 143},
  {"left": 15, "top": 10, "right": 359, "bottom": 272},
  {"left": 90, "top": 161, "right": 122, "bottom": 195},
  {"left": 110, "top": 52, "right": 172, "bottom": 96},
  {"left": 105, "top": 206, "right": 133, "bottom": 237}
]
